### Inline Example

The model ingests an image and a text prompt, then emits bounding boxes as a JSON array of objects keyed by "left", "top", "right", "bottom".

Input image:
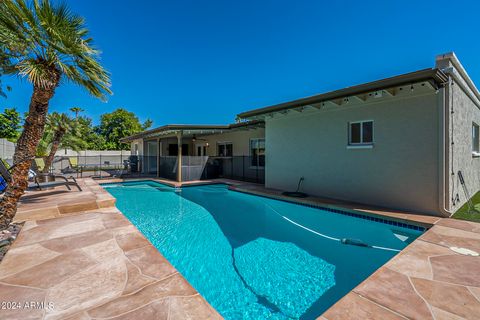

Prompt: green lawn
[{"left": 452, "top": 191, "right": 480, "bottom": 222}]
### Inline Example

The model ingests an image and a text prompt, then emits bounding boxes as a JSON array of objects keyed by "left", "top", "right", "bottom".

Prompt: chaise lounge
[{"left": 0, "top": 159, "right": 82, "bottom": 193}]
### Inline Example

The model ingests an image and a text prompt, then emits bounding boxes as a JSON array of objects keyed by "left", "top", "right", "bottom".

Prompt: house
[
  {"left": 121, "top": 121, "right": 265, "bottom": 182},
  {"left": 237, "top": 52, "right": 479, "bottom": 217},
  {"left": 124, "top": 52, "right": 479, "bottom": 217}
]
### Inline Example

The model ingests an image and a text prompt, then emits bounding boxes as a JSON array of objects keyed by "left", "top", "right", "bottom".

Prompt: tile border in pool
[
  {"left": 101, "top": 179, "right": 426, "bottom": 232},
  {"left": 230, "top": 187, "right": 427, "bottom": 232}
]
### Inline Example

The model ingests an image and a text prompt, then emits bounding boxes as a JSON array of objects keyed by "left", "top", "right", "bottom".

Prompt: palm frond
[{"left": 0, "top": 0, "right": 111, "bottom": 98}]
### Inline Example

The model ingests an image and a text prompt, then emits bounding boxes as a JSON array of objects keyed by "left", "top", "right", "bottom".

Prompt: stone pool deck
[
  {"left": 0, "top": 207, "right": 221, "bottom": 320},
  {"left": 1, "top": 177, "right": 479, "bottom": 319},
  {"left": 13, "top": 178, "right": 116, "bottom": 223}
]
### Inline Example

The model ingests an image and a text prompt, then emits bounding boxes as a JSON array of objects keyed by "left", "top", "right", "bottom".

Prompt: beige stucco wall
[
  {"left": 199, "top": 128, "right": 265, "bottom": 156},
  {"left": 265, "top": 92, "right": 440, "bottom": 215},
  {"left": 445, "top": 77, "right": 480, "bottom": 212},
  {"left": 434, "top": 53, "right": 480, "bottom": 214}
]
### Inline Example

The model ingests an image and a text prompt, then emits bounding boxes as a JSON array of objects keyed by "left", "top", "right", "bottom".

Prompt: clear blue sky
[{"left": 1, "top": 0, "right": 479, "bottom": 127}]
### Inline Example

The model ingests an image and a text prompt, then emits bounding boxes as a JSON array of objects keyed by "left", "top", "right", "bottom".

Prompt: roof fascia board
[{"left": 237, "top": 68, "right": 447, "bottom": 119}]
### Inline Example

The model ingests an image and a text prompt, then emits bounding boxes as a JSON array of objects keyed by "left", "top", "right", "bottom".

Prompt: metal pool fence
[{"left": 36, "top": 155, "right": 265, "bottom": 183}]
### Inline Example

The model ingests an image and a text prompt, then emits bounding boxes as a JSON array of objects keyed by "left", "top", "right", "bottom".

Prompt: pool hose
[{"left": 265, "top": 203, "right": 401, "bottom": 253}]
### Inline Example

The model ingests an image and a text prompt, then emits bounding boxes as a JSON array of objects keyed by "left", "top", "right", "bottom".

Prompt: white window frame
[
  {"left": 348, "top": 120, "right": 374, "bottom": 148},
  {"left": 217, "top": 141, "right": 233, "bottom": 157},
  {"left": 250, "top": 138, "right": 265, "bottom": 168},
  {"left": 472, "top": 122, "right": 480, "bottom": 157}
]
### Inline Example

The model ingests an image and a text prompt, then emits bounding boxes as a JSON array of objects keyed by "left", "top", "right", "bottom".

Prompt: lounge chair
[
  {"left": 31, "top": 157, "right": 66, "bottom": 179},
  {"left": 33, "top": 157, "right": 48, "bottom": 173},
  {"left": 61, "top": 156, "right": 80, "bottom": 174},
  {"left": 0, "top": 159, "right": 82, "bottom": 192},
  {"left": 69, "top": 156, "right": 79, "bottom": 169}
]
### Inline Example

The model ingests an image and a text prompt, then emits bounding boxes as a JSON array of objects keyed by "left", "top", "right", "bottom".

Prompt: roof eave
[{"left": 237, "top": 68, "right": 448, "bottom": 119}]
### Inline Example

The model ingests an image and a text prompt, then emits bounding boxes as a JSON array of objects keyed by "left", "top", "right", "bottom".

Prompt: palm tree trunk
[
  {"left": 0, "top": 85, "right": 57, "bottom": 229},
  {"left": 42, "top": 130, "right": 64, "bottom": 173}
]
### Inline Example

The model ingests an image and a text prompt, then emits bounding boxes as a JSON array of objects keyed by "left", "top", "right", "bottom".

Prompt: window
[
  {"left": 348, "top": 120, "right": 374, "bottom": 145},
  {"left": 217, "top": 142, "right": 233, "bottom": 157},
  {"left": 472, "top": 123, "right": 479, "bottom": 153},
  {"left": 250, "top": 138, "right": 265, "bottom": 167}
]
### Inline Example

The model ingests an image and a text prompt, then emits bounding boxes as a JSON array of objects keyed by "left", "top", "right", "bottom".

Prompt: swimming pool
[{"left": 104, "top": 181, "right": 423, "bottom": 319}]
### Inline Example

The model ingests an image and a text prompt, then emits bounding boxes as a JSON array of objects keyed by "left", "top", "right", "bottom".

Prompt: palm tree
[
  {"left": 0, "top": 0, "right": 111, "bottom": 228},
  {"left": 41, "top": 112, "right": 85, "bottom": 173},
  {"left": 70, "top": 106, "right": 84, "bottom": 119}
]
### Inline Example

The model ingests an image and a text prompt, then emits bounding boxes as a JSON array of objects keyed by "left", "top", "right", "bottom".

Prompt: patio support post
[
  {"left": 157, "top": 137, "right": 160, "bottom": 177},
  {"left": 177, "top": 131, "right": 182, "bottom": 182}
]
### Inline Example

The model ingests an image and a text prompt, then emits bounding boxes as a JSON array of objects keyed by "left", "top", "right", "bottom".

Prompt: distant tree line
[{"left": 0, "top": 107, "right": 152, "bottom": 152}]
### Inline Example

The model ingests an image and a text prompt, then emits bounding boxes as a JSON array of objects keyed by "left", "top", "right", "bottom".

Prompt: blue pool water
[{"left": 104, "top": 181, "right": 423, "bottom": 319}]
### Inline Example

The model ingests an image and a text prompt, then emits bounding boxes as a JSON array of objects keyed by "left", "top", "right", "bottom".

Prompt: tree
[
  {"left": 76, "top": 115, "right": 106, "bottom": 150},
  {"left": 0, "top": 0, "right": 111, "bottom": 228},
  {"left": 0, "top": 107, "right": 22, "bottom": 141},
  {"left": 41, "top": 112, "right": 85, "bottom": 172},
  {"left": 69, "top": 106, "right": 84, "bottom": 119},
  {"left": 96, "top": 108, "right": 151, "bottom": 150}
]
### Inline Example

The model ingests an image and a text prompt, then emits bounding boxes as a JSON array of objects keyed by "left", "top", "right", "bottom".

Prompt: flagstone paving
[
  {"left": 13, "top": 178, "right": 116, "bottom": 223},
  {"left": 0, "top": 207, "right": 221, "bottom": 320},
  {"left": 322, "top": 219, "right": 480, "bottom": 320}
]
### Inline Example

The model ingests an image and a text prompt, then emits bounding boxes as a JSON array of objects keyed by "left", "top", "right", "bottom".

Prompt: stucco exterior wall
[
  {"left": 434, "top": 53, "right": 480, "bottom": 214},
  {"left": 199, "top": 128, "right": 265, "bottom": 156},
  {"left": 446, "top": 77, "right": 480, "bottom": 212},
  {"left": 265, "top": 92, "right": 440, "bottom": 215}
]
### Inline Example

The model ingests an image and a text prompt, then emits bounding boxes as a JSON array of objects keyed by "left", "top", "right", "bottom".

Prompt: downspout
[{"left": 439, "top": 75, "right": 454, "bottom": 217}]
